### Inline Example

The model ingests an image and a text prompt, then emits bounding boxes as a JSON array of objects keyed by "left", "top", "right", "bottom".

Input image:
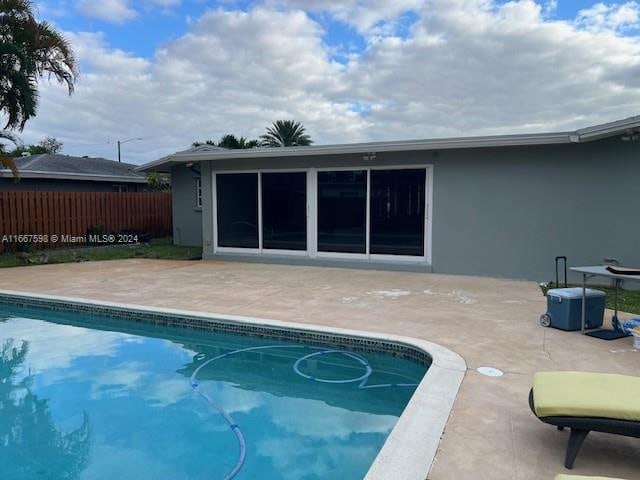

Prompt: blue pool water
[{"left": 0, "top": 305, "right": 427, "bottom": 480}]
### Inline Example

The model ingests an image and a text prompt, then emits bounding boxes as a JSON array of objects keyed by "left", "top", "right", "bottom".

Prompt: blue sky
[
  {"left": 22, "top": 0, "right": 640, "bottom": 163},
  {"left": 41, "top": 1, "right": 624, "bottom": 62}
]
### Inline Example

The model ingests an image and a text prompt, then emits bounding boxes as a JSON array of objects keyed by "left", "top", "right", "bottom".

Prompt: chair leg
[{"left": 564, "top": 429, "right": 589, "bottom": 469}]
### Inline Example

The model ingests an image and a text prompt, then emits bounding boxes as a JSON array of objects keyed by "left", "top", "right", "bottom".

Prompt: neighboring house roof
[
  {"left": 0, "top": 154, "right": 148, "bottom": 183},
  {"left": 138, "top": 115, "right": 640, "bottom": 173}
]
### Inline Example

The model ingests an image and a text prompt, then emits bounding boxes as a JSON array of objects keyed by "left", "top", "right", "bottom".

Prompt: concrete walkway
[{"left": 1, "top": 259, "right": 638, "bottom": 479}]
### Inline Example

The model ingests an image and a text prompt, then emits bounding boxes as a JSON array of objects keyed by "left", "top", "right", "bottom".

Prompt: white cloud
[
  {"left": 20, "top": 1, "right": 640, "bottom": 164},
  {"left": 342, "top": 0, "right": 640, "bottom": 139},
  {"left": 148, "top": 0, "right": 183, "bottom": 6},
  {"left": 0, "top": 317, "right": 128, "bottom": 373},
  {"left": 25, "top": 8, "right": 368, "bottom": 163},
  {"left": 76, "top": 0, "right": 137, "bottom": 24},
  {"left": 267, "top": 0, "right": 425, "bottom": 34},
  {"left": 576, "top": 1, "right": 640, "bottom": 32}
]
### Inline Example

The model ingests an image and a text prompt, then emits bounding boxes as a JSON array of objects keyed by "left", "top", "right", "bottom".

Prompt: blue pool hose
[{"left": 190, "top": 345, "right": 418, "bottom": 479}]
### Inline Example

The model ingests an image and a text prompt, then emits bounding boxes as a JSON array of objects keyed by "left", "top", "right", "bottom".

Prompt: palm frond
[
  {"left": 0, "top": 0, "right": 77, "bottom": 129},
  {"left": 0, "top": 0, "right": 36, "bottom": 20},
  {"left": 260, "top": 120, "right": 313, "bottom": 147},
  {"left": 0, "top": 129, "right": 20, "bottom": 178},
  {"left": 31, "top": 21, "right": 78, "bottom": 93}
]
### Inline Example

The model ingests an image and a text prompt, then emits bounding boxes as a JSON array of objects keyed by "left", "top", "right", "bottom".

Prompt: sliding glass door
[
  {"left": 262, "top": 172, "right": 307, "bottom": 251},
  {"left": 370, "top": 169, "right": 426, "bottom": 256},
  {"left": 216, "top": 173, "right": 259, "bottom": 249},
  {"left": 317, "top": 170, "right": 367, "bottom": 254},
  {"left": 215, "top": 166, "right": 430, "bottom": 261}
]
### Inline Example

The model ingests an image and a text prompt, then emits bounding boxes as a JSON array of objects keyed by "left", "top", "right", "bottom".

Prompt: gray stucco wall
[
  {"left": 170, "top": 165, "right": 202, "bottom": 246},
  {"left": 192, "top": 135, "right": 639, "bottom": 282},
  {"left": 0, "top": 178, "right": 146, "bottom": 192}
]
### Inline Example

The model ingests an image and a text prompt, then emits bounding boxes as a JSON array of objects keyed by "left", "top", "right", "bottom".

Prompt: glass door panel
[{"left": 370, "top": 169, "right": 426, "bottom": 256}]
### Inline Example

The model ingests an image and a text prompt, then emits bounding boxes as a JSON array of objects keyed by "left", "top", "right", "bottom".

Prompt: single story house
[
  {"left": 1, "top": 154, "right": 148, "bottom": 192},
  {"left": 138, "top": 116, "right": 640, "bottom": 283}
]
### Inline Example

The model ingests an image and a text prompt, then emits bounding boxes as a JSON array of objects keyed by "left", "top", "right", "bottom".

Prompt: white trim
[
  {"left": 0, "top": 170, "right": 147, "bottom": 183},
  {"left": 426, "top": 166, "right": 434, "bottom": 265},
  {"left": 317, "top": 251, "right": 368, "bottom": 260},
  {"left": 307, "top": 169, "right": 318, "bottom": 258},
  {"left": 316, "top": 165, "right": 371, "bottom": 172},
  {"left": 216, "top": 246, "right": 261, "bottom": 255},
  {"left": 139, "top": 133, "right": 573, "bottom": 171},
  {"left": 211, "top": 168, "right": 218, "bottom": 254},
  {"left": 138, "top": 115, "right": 640, "bottom": 173},
  {"left": 370, "top": 254, "right": 429, "bottom": 264},
  {"left": 258, "top": 248, "right": 309, "bottom": 257}
]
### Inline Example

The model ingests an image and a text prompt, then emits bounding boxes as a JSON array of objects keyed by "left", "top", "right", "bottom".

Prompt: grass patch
[
  {"left": 0, "top": 238, "right": 201, "bottom": 268},
  {"left": 541, "top": 282, "right": 640, "bottom": 315}
]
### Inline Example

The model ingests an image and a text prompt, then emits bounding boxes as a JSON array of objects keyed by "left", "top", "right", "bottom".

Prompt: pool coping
[{"left": 0, "top": 289, "right": 467, "bottom": 480}]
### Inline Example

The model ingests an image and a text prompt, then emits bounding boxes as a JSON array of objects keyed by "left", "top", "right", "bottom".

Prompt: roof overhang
[
  {"left": 137, "top": 115, "right": 640, "bottom": 173},
  {"left": 0, "top": 170, "right": 148, "bottom": 183}
]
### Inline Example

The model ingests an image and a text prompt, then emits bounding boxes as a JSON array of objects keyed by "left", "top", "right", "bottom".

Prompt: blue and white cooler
[{"left": 540, "top": 287, "right": 606, "bottom": 331}]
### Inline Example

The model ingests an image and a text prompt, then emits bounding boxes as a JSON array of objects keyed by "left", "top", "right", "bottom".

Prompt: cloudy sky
[{"left": 20, "top": 0, "right": 640, "bottom": 164}]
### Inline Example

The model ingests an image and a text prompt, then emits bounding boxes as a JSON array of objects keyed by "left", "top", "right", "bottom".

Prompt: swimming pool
[{"left": 0, "top": 291, "right": 465, "bottom": 480}]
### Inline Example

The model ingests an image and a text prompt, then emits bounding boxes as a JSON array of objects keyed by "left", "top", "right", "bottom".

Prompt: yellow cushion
[
  {"left": 533, "top": 371, "right": 640, "bottom": 421},
  {"left": 555, "top": 476, "right": 626, "bottom": 480}
]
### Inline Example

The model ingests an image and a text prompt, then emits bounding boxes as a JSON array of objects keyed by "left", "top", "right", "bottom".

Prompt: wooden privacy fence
[{"left": 0, "top": 191, "right": 172, "bottom": 250}]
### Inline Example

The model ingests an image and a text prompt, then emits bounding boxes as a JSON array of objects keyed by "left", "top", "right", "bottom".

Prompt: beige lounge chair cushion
[{"left": 533, "top": 371, "right": 640, "bottom": 421}]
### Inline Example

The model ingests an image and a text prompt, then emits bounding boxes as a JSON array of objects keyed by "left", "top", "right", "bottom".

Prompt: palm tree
[
  {"left": 260, "top": 120, "right": 313, "bottom": 147},
  {"left": 193, "top": 134, "right": 259, "bottom": 149},
  {"left": 0, "top": 0, "right": 78, "bottom": 178},
  {"left": 218, "top": 134, "right": 259, "bottom": 149},
  {"left": 0, "top": 0, "right": 78, "bottom": 131},
  {"left": 0, "top": 340, "right": 91, "bottom": 478},
  {"left": 0, "top": 130, "right": 19, "bottom": 178}
]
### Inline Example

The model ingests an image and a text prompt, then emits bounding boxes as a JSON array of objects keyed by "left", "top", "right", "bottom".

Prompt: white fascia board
[
  {"left": 145, "top": 132, "right": 573, "bottom": 167},
  {"left": 576, "top": 115, "right": 640, "bottom": 141},
  {"left": 136, "top": 114, "right": 640, "bottom": 173},
  {"left": 0, "top": 170, "right": 148, "bottom": 183}
]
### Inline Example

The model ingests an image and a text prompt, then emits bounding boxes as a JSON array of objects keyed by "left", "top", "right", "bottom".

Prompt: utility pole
[{"left": 117, "top": 138, "right": 143, "bottom": 162}]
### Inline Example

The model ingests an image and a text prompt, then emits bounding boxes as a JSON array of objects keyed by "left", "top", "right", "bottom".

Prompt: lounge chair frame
[{"left": 528, "top": 389, "right": 640, "bottom": 469}]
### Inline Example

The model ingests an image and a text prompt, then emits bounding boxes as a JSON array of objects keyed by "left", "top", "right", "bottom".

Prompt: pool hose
[{"left": 190, "top": 345, "right": 418, "bottom": 479}]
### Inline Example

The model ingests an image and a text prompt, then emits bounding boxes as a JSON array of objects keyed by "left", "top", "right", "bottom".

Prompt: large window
[
  {"left": 261, "top": 172, "right": 307, "bottom": 251},
  {"left": 317, "top": 170, "right": 367, "bottom": 254},
  {"left": 370, "top": 169, "right": 426, "bottom": 256},
  {"left": 216, "top": 173, "right": 259, "bottom": 248},
  {"left": 195, "top": 178, "right": 202, "bottom": 208},
  {"left": 214, "top": 167, "right": 430, "bottom": 260}
]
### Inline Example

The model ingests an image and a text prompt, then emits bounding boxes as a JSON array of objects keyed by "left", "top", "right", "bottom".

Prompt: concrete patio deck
[{"left": 1, "top": 259, "right": 638, "bottom": 480}]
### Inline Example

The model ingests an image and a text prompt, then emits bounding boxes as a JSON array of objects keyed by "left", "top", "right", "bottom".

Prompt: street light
[{"left": 117, "top": 137, "right": 144, "bottom": 162}]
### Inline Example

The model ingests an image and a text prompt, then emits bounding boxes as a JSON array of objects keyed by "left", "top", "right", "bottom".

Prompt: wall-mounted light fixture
[
  {"left": 363, "top": 152, "right": 377, "bottom": 162},
  {"left": 621, "top": 128, "right": 640, "bottom": 141}
]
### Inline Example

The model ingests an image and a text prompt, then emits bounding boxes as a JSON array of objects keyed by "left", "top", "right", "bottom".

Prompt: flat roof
[{"left": 138, "top": 115, "right": 640, "bottom": 173}]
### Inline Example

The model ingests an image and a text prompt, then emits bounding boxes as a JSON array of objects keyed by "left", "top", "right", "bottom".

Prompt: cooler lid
[{"left": 547, "top": 287, "right": 606, "bottom": 299}]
